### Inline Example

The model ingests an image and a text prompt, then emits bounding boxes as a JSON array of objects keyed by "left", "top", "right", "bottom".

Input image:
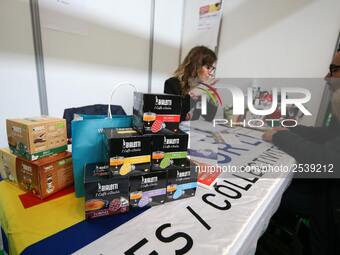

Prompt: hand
[
  {"left": 188, "top": 88, "right": 202, "bottom": 101},
  {"left": 262, "top": 129, "right": 278, "bottom": 142}
]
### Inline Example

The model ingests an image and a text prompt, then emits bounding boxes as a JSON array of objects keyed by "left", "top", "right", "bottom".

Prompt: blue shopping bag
[
  {"left": 72, "top": 115, "right": 132, "bottom": 197},
  {"left": 71, "top": 82, "right": 137, "bottom": 197}
]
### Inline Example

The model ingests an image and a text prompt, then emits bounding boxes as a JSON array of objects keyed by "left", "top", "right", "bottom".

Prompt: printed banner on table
[{"left": 74, "top": 121, "right": 294, "bottom": 255}]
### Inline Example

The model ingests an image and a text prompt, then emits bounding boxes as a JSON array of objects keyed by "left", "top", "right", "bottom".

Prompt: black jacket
[
  {"left": 273, "top": 125, "right": 340, "bottom": 169},
  {"left": 273, "top": 124, "right": 340, "bottom": 254},
  {"left": 164, "top": 77, "right": 218, "bottom": 121}
]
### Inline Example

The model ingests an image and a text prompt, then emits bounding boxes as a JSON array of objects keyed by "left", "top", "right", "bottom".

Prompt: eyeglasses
[
  {"left": 329, "top": 64, "right": 340, "bottom": 76},
  {"left": 205, "top": 65, "right": 216, "bottom": 73}
]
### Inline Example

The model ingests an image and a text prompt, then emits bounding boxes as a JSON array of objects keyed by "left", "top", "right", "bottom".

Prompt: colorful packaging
[
  {"left": 166, "top": 159, "right": 198, "bottom": 202},
  {"left": 0, "top": 148, "right": 17, "bottom": 184},
  {"left": 103, "top": 128, "right": 151, "bottom": 175},
  {"left": 16, "top": 151, "right": 73, "bottom": 199},
  {"left": 6, "top": 117, "right": 67, "bottom": 161},
  {"left": 151, "top": 129, "right": 188, "bottom": 170},
  {"left": 84, "top": 163, "right": 129, "bottom": 219},
  {"left": 129, "top": 170, "right": 167, "bottom": 208},
  {"left": 133, "top": 92, "right": 181, "bottom": 134}
]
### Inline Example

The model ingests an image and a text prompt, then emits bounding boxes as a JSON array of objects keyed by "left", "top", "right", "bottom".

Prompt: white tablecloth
[{"left": 74, "top": 124, "right": 294, "bottom": 255}]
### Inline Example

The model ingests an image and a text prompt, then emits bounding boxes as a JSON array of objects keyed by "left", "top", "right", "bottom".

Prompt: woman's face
[{"left": 198, "top": 63, "right": 216, "bottom": 83}]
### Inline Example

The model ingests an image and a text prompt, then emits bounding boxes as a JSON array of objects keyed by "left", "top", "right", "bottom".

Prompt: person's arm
[
  {"left": 289, "top": 125, "right": 336, "bottom": 144},
  {"left": 273, "top": 130, "right": 340, "bottom": 165}
]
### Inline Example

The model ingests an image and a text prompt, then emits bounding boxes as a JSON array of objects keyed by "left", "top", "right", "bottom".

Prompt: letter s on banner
[{"left": 155, "top": 223, "right": 193, "bottom": 255}]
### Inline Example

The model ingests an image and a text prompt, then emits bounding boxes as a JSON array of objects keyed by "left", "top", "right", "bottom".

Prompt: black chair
[{"left": 63, "top": 104, "right": 126, "bottom": 142}]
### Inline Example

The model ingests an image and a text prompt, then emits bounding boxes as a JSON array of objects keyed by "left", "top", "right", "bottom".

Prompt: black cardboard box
[
  {"left": 151, "top": 129, "right": 188, "bottom": 171},
  {"left": 103, "top": 128, "right": 151, "bottom": 175},
  {"left": 84, "top": 163, "right": 129, "bottom": 219},
  {"left": 133, "top": 92, "right": 181, "bottom": 134},
  {"left": 166, "top": 159, "right": 198, "bottom": 202},
  {"left": 129, "top": 170, "right": 167, "bottom": 208}
]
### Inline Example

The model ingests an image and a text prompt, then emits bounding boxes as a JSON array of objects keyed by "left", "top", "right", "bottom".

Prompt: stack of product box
[
  {"left": 84, "top": 92, "right": 198, "bottom": 219},
  {"left": 1, "top": 117, "right": 74, "bottom": 199}
]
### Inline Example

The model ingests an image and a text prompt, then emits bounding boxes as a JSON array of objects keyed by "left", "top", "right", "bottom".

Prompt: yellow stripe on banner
[
  {"left": 0, "top": 181, "right": 84, "bottom": 255},
  {"left": 110, "top": 155, "right": 150, "bottom": 166}
]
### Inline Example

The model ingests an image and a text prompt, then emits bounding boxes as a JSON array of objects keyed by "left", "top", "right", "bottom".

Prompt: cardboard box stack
[
  {"left": 84, "top": 92, "right": 198, "bottom": 220},
  {"left": 2, "top": 116, "right": 74, "bottom": 199}
]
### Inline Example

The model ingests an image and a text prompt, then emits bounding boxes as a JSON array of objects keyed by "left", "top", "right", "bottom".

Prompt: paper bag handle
[{"left": 108, "top": 82, "right": 137, "bottom": 118}]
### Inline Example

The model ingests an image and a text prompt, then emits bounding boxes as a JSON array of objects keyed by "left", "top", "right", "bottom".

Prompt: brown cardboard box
[
  {"left": 16, "top": 151, "right": 74, "bottom": 199},
  {"left": 6, "top": 116, "right": 67, "bottom": 160},
  {"left": 0, "top": 148, "right": 17, "bottom": 185}
]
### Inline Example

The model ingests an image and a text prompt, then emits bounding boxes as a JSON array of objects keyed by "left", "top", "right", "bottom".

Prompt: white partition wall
[
  {"left": 181, "top": 0, "right": 222, "bottom": 61},
  {"left": 0, "top": 0, "right": 41, "bottom": 147},
  {"left": 215, "top": 0, "right": 340, "bottom": 126},
  {"left": 179, "top": 0, "right": 340, "bottom": 126},
  {"left": 151, "top": 0, "right": 183, "bottom": 93},
  {"left": 216, "top": 0, "right": 340, "bottom": 78},
  {"left": 39, "top": 0, "right": 152, "bottom": 116}
]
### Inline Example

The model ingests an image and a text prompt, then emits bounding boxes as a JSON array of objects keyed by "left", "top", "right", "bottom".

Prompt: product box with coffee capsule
[
  {"left": 6, "top": 117, "right": 67, "bottom": 161},
  {"left": 166, "top": 159, "right": 198, "bottom": 202},
  {"left": 0, "top": 148, "right": 18, "bottom": 185},
  {"left": 133, "top": 92, "right": 181, "bottom": 134},
  {"left": 84, "top": 163, "right": 129, "bottom": 219},
  {"left": 103, "top": 128, "right": 151, "bottom": 176},
  {"left": 129, "top": 170, "right": 167, "bottom": 208},
  {"left": 151, "top": 129, "right": 188, "bottom": 170},
  {"left": 16, "top": 151, "right": 73, "bottom": 199}
]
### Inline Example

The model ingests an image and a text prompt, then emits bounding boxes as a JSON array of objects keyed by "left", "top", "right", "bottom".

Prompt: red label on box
[{"left": 156, "top": 114, "right": 180, "bottom": 123}]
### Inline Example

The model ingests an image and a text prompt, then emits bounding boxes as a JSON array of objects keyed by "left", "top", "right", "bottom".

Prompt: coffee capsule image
[
  {"left": 130, "top": 191, "right": 143, "bottom": 206},
  {"left": 151, "top": 119, "right": 164, "bottom": 133},
  {"left": 143, "top": 112, "right": 156, "bottom": 131},
  {"left": 138, "top": 194, "right": 151, "bottom": 208},
  {"left": 173, "top": 187, "right": 184, "bottom": 200},
  {"left": 108, "top": 198, "right": 121, "bottom": 213},
  {"left": 167, "top": 184, "right": 177, "bottom": 196},
  {"left": 160, "top": 155, "right": 171, "bottom": 169},
  {"left": 110, "top": 156, "right": 124, "bottom": 172},
  {"left": 152, "top": 151, "right": 164, "bottom": 166},
  {"left": 119, "top": 162, "right": 132, "bottom": 175},
  {"left": 85, "top": 199, "right": 108, "bottom": 212}
]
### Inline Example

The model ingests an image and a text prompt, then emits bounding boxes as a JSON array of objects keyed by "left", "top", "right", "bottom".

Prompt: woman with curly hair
[{"left": 164, "top": 46, "right": 218, "bottom": 121}]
